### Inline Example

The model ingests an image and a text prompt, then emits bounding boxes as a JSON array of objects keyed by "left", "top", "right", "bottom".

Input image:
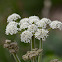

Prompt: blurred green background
[{"left": 0, "top": 0, "right": 62, "bottom": 62}]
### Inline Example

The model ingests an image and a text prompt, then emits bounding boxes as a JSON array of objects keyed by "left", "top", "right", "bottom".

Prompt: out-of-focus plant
[
  {"left": 4, "top": 13, "right": 62, "bottom": 62},
  {"left": 43, "top": 55, "right": 62, "bottom": 62}
]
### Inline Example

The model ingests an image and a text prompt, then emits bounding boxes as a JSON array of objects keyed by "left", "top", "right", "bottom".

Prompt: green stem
[
  {"left": 31, "top": 36, "right": 35, "bottom": 50},
  {"left": 31, "top": 36, "right": 35, "bottom": 62},
  {"left": 32, "top": 58, "right": 35, "bottom": 62},
  {"left": 12, "top": 53, "right": 21, "bottom": 62},
  {"left": 38, "top": 38, "right": 42, "bottom": 62}
]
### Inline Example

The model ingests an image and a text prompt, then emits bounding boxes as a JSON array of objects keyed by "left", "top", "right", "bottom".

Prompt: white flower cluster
[
  {"left": 19, "top": 22, "right": 29, "bottom": 31},
  {"left": 6, "top": 13, "right": 21, "bottom": 35},
  {"left": 5, "top": 13, "right": 62, "bottom": 43},
  {"left": 35, "top": 29, "right": 49, "bottom": 41},
  {"left": 7, "top": 13, "right": 21, "bottom": 23},
  {"left": 19, "top": 18, "right": 29, "bottom": 25},
  {"left": 27, "top": 24, "right": 38, "bottom": 33},
  {"left": 36, "top": 20, "right": 46, "bottom": 28},
  {"left": 41, "top": 18, "right": 51, "bottom": 24},
  {"left": 49, "top": 20, "right": 62, "bottom": 30},
  {"left": 21, "top": 31, "right": 33, "bottom": 43},
  {"left": 29, "top": 18, "right": 39, "bottom": 24},
  {"left": 5, "top": 21, "right": 18, "bottom": 35},
  {"left": 29, "top": 16, "right": 39, "bottom": 20}
]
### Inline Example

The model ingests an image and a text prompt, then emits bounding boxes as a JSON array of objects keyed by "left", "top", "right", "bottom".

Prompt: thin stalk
[
  {"left": 32, "top": 58, "right": 35, "bottom": 62},
  {"left": 31, "top": 36, "right": 35, "bottom": 50},
  {"left": 35, "top": 57, "right": 37, "bottom": 62},
  {"left": 38, "top": 38, "right": 42, "bottom": 62},
  {"left": 31, "top": 36, "right": 35, "bottom": 62},
  {"left": 12, "top": 53, "right": 21, "bottom": 62}
]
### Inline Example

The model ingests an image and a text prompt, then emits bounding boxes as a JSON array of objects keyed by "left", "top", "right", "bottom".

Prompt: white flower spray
[
  {"left": 36, "top": 20, "right": 47, "bottom": 28},
  {"left": 5, "top": 13, "right": 62, "bottom": 62},
  {"left": 7, "top": 13, "right": 21, "bottom": 23},
  {"left": 35, "top": 29, "right": 49, "bottom": 41},
  {"left": 21, "top": 31, "right": 33, "bottom": 43},
  {"left": 19, "top": 22, "right": 29, "bottom": 31},
  {"left": 27, "top": 24, "right": 38, "bottom": 33},
  {"left": 49, "top": 20, "right": 62, "bottom": 30},
  {"left": 5, "top": 21, "right": 18, "bottom": 35}
]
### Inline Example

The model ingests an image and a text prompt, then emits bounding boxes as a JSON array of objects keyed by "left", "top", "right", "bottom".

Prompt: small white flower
[
  {"left": 7, "top": 13, "right": 21, "bottom": 23},
  {"left": 21, "top": 31, "right": 33, "bottom": 43},
  {"left": 35, "top": 29, "right": 49, "bottom": 41},
  {"left": 29, "top": 16, "right": 39, "bottom": 20},
  {"left": 29, "top": 18, "right": 39, "bottom": 24},
  {"left": 5, "top": 21, "right": 18, "bottom": 35},
  {"left": 19, "top": 22, "right": 29, "bottom": 31},
  {"left": 27, "top": 24, "right": 38, "bottom": 33},
  {"left": 49, "top": 20, "right": 62, "bottom": 30},
  {"left": 19, "top": 18, "right": 29, "bottom": 25},
  {"left": 41, "top": 18, "right": 51, "bottom": 24},
  {"left": 29, "top": 16, "right": 40, "bottom": 24},
  {"left": 36, "top": 20, "right": 46, "bottom": 28}
]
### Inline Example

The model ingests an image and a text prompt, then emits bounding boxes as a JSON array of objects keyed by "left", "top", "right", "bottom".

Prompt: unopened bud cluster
[
  {"left": 50, "top": 59, "right": 62, "bottom": 62},
  {"left": 22, "top": 48, "right": 43, "bottom": 61},
  {"left": 4, "top": 40, "right": 18, "bottom": 53}
]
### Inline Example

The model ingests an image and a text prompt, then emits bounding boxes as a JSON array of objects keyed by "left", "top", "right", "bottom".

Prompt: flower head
[
  {"left": 19, "top": 22, "right": 29, "bottom": 31},
  {"left": 7, "top": 13, "right": 21, "bottom": 23},
  {"left": 29, "top": 16, "right": 39, "bottom": 20},
  {"left": 5, "top": 21, "right": 18, "bottom": 35},
  {"left": 19, "top": 18, "right": 29, "bottom": 25},
  {"left": 29, "top": 19, "right": 39, "bottom": 24},
  {"left": 21, "top": 31, "right": 33, "bottom": 43},
  {"left": 29, "top": 16, "right": 40, "bottom": 24},
  {"left": 36, "top": 20, "right": 46, "bottom": 28},
  {"left": 27, "top": 24, "right": 38, "bottom": 33},
  {"left": 41, "top": 18, "right": 51, "bottom": 24},
  {"left": 35, "top": 29, "right": 49, "bottom": 41},
  {"left": 49, "top": 20, "right": 62, "bottom": 30}
]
